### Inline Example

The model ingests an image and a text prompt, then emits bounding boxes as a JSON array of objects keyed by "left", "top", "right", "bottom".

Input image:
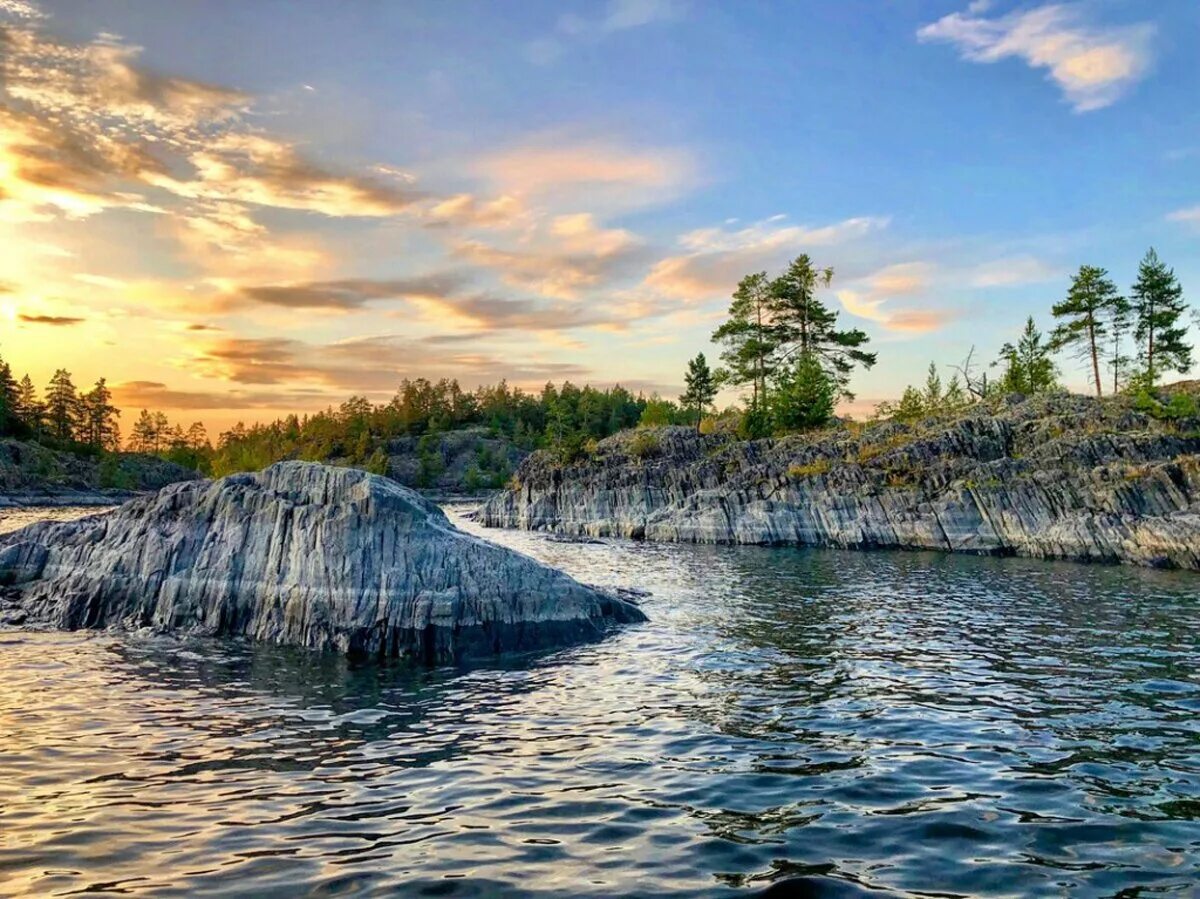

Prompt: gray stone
[
  {"left": 0, "top": 461, "right": 645, "bottom": 660},
  {"left": 481, "top": 393, "right": 1200, "bottom": 570}
]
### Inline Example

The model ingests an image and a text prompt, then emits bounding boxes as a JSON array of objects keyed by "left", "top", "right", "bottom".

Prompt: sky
[{"left": 1, "top": 0, "right": 1198, "bottom": 434}]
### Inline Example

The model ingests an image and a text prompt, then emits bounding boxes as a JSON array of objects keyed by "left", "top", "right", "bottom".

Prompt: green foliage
[
  {"left": 712, "top": 272, "right": 777, "bottom": 410},
  {"left": 994, "top": 317, "right": 1058, "bottom": 395},
  {"left": 416, "top": 433, "right": 445, "bottom": 487},
  {"left": 712, "top": 257, "right": 875, "bottom": 411},
  {"left": 873, "top": 363, "right": 970, "bottom": 422},
  {"left": 1132, "top": 389, "right": 1200, "bottom": 422},
  {"left": 638, "top": 395, "right": 684, "bottom": 428},
  {"left": 1131, "top": 248, "right": 1192, "bottom": 388},
  {"left": 97, "top": 452, "right": 136, "bottom": 490},
  {"left": 737, "top": 402, "right": 773, "bottom": 439},
  {"left": 680, "top": 353, "right": 718, "bottom": 431},
  {"left": 364, "top": 447, "right": 390, "bottom": 476},
  {"left": 628, "top": 430, "right": 661, "bottom": 460},
  {"left": 771, "top": 352, "right": 836, "bottom": 432},
  {"left": 1049, "top": 265, "right": 1125, "bottom": 395},
  {"left": 770, "top": 255, "right": 875, "bottom": 399}
]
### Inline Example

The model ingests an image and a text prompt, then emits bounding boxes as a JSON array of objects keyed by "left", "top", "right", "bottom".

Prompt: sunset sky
[{"left": 2, "top": 0, "right": 1198, "bottom": 434}]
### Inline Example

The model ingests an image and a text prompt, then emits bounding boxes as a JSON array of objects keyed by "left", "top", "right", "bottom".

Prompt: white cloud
[
  {"left": 1167, "top": 206, "right": 1200, "bottom": 227},
  {"left": 918, "top": 3, "right": 1154, "bottom": 112},
  {"left": 528, "top": 0, "right": 685, "bottom": 64}
]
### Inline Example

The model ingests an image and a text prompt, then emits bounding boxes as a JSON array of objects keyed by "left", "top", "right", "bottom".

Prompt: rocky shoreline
[
  {"left": 0, "top": 462, "right": 644, "bottom": 660},
  {"left": 480, "top": 392, "right": 1200, "bottom": 570}
]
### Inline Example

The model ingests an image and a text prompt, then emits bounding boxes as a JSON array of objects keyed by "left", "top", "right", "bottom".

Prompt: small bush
[
  {"left": 787, "top": 459, "right": 831, "bottom": 479},
  {"left": 629, "top": 431, "right": 661, "bottom": 459}
]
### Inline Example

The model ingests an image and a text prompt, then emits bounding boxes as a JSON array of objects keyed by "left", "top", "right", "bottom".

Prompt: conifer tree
[
  {"left": 994, "top": 317, "right": 1057, "bottom": 395},
  {"left": 44, "top": 369, "right": 80, "bottom": 442},
  {"left": 680, "top": 353, "right": 718, "bottom": 432},
  {"left": 80, "top": 378, "right": 121, "bottom": 450},
  {"left": 0, "top": 358, "right": 18, "bottom": 436},
  {"left": 712, "top": 272, "right": 778, "bottom": 413},
  {"left": 772, "top": 352, "right": 837, "bottom": 431},
  {"left": 769, "top": 255, "right": 876, "bottom": 398},
  {"left": 1049, "top": 265, "right": 1123, "bottom": 396},
  {"left": 15, "top": 374, "right": 41, "bottom": 431},
  {"left": 1131, "top": 248, "right": 1191, "bottom": 387}
]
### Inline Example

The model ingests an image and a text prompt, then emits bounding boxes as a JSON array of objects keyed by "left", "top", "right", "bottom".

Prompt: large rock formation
[
  {"left": 0, "top": 462, "right": 644, "bottom": 660},
  {"left": 481, "top": 393, "right": 1200, "bottom": 570}
]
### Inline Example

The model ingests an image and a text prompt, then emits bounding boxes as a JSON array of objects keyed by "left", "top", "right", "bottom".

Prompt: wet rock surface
[
  {"left": 481, "top": 393, "right": 1200, "bottom": 570},
  {"left": 0, "top": 462, "right": 644, "bottom": 660}
]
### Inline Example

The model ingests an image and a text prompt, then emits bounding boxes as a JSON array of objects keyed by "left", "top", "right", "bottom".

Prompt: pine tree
[
  {"left": 44, "top": 369, "right": 80, "bottom": 442},
  {"left": 1049, "top": 265, "right": 1123, "bottom": 396},
  {"left": 0, "top": 358, "right": 18, "bottom": 436},
  {"left": 922, "top": 362, "right": 943, "bottom": 409},
  {"left": 80, "top": 378, "right": 121, "bottom": 450},
  {"left": 128, "top": 409, "right": 157, "bottom": 453},
  {"left": 772, "top": 352, "right": 837, "bottom": 431},
  {"left": 711, "top": 272, "right": 779, "bottom": 414},
  {"left": 769, "top": 255, "right": 876, "bottom": 398},
  {"left": 679, "top": 353, "right": 718, "bottom": 432},
  {"left": 15, "top": 374, "right": 41, "bottom": 432},
  {"left": 185, "top": 421, "right": 209, "bottom": 450},
  {"left": 994, "top": 317, "right": 1057, "bottom": 395},
  {"left": 1131, "top": 248, "right": 1192, "bottom": 387}
]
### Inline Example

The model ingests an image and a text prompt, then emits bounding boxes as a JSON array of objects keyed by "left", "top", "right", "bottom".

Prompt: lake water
[{"left": 1, "top": 505, "right": 1198, "bottom": 897}]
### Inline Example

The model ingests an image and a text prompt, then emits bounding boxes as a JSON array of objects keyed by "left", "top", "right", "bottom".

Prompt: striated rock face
[
  {"left": 0, "top": 462, "right": 644, "bottom": 660},
  {"left": 481, "top": 393, "right": 1200, "bottom": 570}
]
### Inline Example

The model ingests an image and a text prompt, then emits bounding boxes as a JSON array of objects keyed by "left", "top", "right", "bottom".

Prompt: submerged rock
[
  {"left": 482, "top": 392, "right": 1200, "bottom": 570},
  {"left": 0, "top": 462, "right": 645, "bottom": 661}
]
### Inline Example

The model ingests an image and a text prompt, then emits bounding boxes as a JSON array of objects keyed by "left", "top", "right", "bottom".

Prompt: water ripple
[{"left": 0, "top": 507, "right": 1197, "bottom": 896}]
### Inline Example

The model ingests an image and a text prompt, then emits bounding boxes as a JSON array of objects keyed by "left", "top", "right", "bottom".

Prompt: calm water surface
[{"left": 0, "top": 505, "right": 1198, "bottom": 897}]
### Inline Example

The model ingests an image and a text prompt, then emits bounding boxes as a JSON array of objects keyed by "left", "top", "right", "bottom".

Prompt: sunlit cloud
[
  {"left": 453, "top": 213, "right": 643, "bottom": 300},
  {"left": 645, "top": 215, "right": 889, "bottom": 299},
  {"left": 836, "top": 262, "right": 954, "bottom": 335},
  {"left": 425, "top": 193, "right": 526, "bottom": 229},
  {"left": 18, "top": 313, "right": 84, "bottom": 325},
  {"left": 918, "top": 3, "right": 1154, "bottom": 112},
  {"left": 182, "top": 334, "right": 591, "bottom": 392},
  {"left": 475, "top": 138, "right": 697, "bottom": 211}
]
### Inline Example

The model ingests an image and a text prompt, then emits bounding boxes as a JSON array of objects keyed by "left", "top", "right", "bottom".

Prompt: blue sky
[{"left": 2, "top": 0, "right": 1198, "bottom": 428}]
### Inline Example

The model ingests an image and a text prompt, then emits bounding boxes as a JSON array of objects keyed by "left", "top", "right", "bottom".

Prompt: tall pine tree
[
  {"left": 1049, "top": 265, "right": 1123, "bottom": 396},
  {"left": 44, "top": 369, "right": 80, "bottom": 442},
  {"left": 769, "top": 255, "right": 875, "bottom": 398},
  {"left": 80, "top": 378, "right": 121, "bottom": 450},
  {"left": 711, "top": 272, "right": 778, "bottom": 413},
  {"left": 0, "top": 357, "right": 19, "bottom": 436},
  {"left": 1131, "top": 248, "right": 1191, "bottom": 387}
]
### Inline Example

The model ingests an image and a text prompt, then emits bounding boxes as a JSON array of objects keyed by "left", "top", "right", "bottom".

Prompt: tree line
[
  {"left": 0, "top": 363, "right": 123, "bottom": 451},
  {"left": 674, "top": 248, "right": 1193, "bottom": 435}
]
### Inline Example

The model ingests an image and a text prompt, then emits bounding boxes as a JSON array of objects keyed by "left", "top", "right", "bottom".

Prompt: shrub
[
  {"left": 629, "top": 430, "right": 661, "bottom": 459},
  {"left": 787, "top": 458, "right": 831, "bottom": 479}
]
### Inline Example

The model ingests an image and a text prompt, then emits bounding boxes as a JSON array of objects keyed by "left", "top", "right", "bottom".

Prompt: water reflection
[{"left": 0, "top": 508, "right": 1196, "bottom": 897}]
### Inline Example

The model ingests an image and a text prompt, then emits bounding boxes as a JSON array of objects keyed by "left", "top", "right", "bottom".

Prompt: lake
[{"left": 0, "top": 505, "right": 1198, "bottom": 897}]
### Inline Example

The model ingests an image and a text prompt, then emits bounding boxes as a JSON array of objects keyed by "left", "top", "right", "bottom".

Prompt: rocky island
[
  {"left": 481, "top": 392, "right": 1200, "bottom": 570},
  {"left": 0, "top": 461, "right": 645, "bottom": 661}
]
